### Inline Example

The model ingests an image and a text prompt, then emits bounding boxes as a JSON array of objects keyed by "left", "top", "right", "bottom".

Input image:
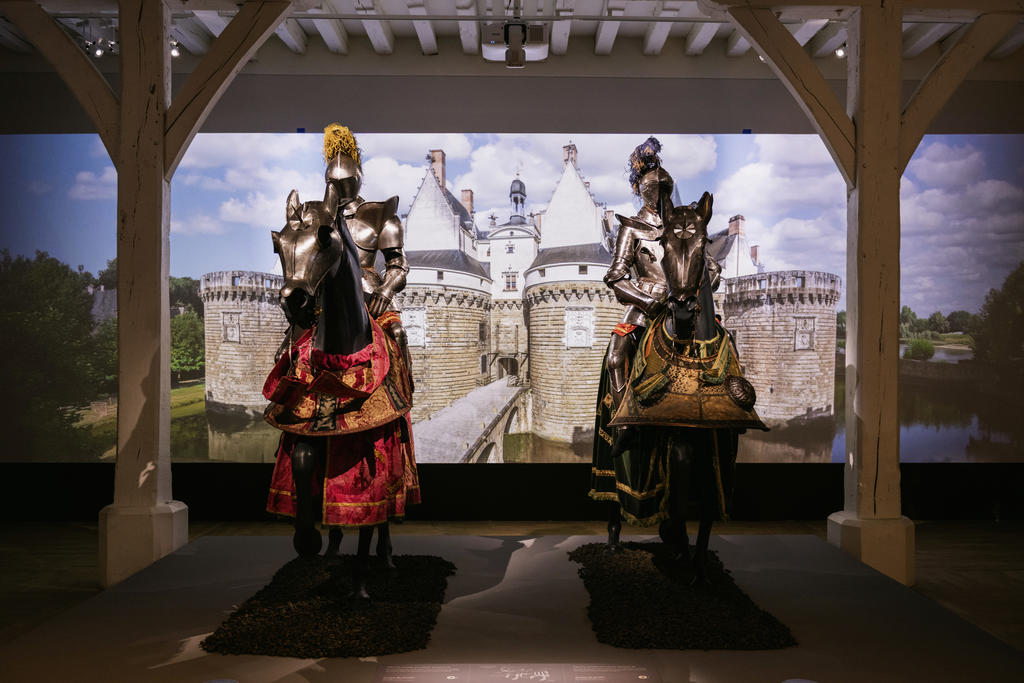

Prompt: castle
[{"left": 200, "top": 143, "right": 841, "bottom": 458}]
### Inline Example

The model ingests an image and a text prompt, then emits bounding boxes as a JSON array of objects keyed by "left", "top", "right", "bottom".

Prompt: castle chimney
[
  {"left": 429, "top": 149, "right": 446, "bottom": 190},
  {"left": 604, "top": 209, "right": 615, "bottom": 225},
  {"left": 728, "top": 214, "right": 745, "bottom": 236},
  {"left": 562, "top": 143, "right": 578, "bottom": 170},
  {"left": 461, "top": 188, "right": 474, "bottom": 215},
  {"left": 750, "top": 245, "right": 760, "bottom": 264}
]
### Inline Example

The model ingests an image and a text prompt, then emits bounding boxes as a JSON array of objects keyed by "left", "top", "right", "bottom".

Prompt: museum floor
[{"left": 1, "top": 520, "right": 1022, "bottom": 682}]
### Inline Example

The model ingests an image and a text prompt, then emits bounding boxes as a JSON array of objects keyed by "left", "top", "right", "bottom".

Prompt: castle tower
[
  {"left": 709, "top": 214, "right": 762, "bottom": 279},
  {"left": 523, "top": 145, "right": 624, "bottom": 443},
  {"left": 200, "top": 270, "right": 287, "bottom": 416},
  {"left": 399, "top": 153, "right": 493, "bottom": 422},
  {"left": 718, "top": 270, "right": 842, "bottom": 425}
]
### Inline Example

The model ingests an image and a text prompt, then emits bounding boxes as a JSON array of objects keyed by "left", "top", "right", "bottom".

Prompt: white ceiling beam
[
  {"left": 684, "top": 21, "right": 718, "bottom": 55},
  {"left": 274, "top": 17, "right": 307, "bottom": 53},
  {"left": 166, "top": 2, "right": 292, "bottom": 176},
  {"left": 170, "top": 17, "right": 212, "bottom": 55},
  {"left": 900, "top": 13, "right": 1020, "bottom": 171},
  {"left": 1, "top": 1, "right": 119, "bottom": 158},
  {"left": 807, "top": 19, "right": 847, "bottom": 56},
  {"left": 309, "top": 0, "right": 348, "bottom": 55},
  {"left": 789, "top": 18, "right": 828, "bottom": 46},
  {"left": 726, "top": 27, "right": 750, "bottom": 55},
  {"left": 408, "top": 0, "right": 438, "bottom": 55},
  {"left": 192, "top": 9, "right": 230, "bottom": 37},
  {"left": 727, "top": 6, "right": 855, "bottom": 186},
  {"left": 594, "top": 1, "right": 624, "bottom": 55},
  {"left": 988, "top": 21, "right": 1024, "bottom": 57},
  {"left": 356, "top": 0, "right": 394, "bottom": 54},
  {"left": 456, "top": 0, "right": 478, "bottom": 54},
  {"left": 0, "top": 16, "right": 32, "bottom": 52},
  {"left": 643, "top": 6, "right": 677, "bottom": 56},
  {"left": 902, "top": 21, "right": 958, "bottom": 57},
  {"left": 551, "top": 0, "right": 574, "bottom": 56}
]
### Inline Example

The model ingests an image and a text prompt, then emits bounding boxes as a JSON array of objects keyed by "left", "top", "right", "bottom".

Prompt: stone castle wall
[
  {"left": 490, "top": 301, "right": 528, "bottom": 378},
  {"left": 393, "top": 286, "right": 491, "bottom": 423},
  {"left": 200, "top": 271, "right": 287, "bottom": 415},
  {"left": 716, "top": 270, "right": 842, "bottom": 424},
  {"left": 525, "top": 282, "right": 625, "bottom": 442}
]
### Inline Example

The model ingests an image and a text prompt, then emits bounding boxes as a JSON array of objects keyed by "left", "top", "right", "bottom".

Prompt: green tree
[
  {"left": 91, "top": 317, "right": 118, "bottom": 395},
  {"left": 975, "top": 261, "right": 1024, "bottom": 362},
  {"left": 946, "top": 310, "right": 972, "bottom": 333},
  {"left": 836, "top": 310, "right": 846, "bottom": 338},
  {"left": 899, "top": 305, "right": 919, "bottom": 339},
  {"left": 170, "top": 310, "right": 205, "bottom": 382},
  {"left": 903, "top": 338, "right": 935, "bottom": 360},
  {"left": 96, "top": 257, "right": 117, "bottom": 290},
  {"left": 169, "top": 276, "right": 203, "bottom": 317},
  {"left": 0, "top": 251, "right": 100, "bottom": 459},
  {"left": 926, "top": 310, "right": 950, "bottom": 334}
]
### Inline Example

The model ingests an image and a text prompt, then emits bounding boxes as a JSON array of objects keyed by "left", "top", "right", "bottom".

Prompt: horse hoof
[
  {"left": 349, "top": 585, "right": 371, "bottom": 600},
  {"left": 379, "top": 555, "right": 397, "bottom": 571},
  {"left": 605, "top": 541, "right": 622, "bottom": 553},
  {"left": 293, "top": 526, "right": 322, "bottom": 557}
]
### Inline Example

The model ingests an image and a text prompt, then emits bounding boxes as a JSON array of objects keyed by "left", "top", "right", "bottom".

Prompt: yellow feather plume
[{"left": 323, "top": 123, "right": 360, "bottom": 165}]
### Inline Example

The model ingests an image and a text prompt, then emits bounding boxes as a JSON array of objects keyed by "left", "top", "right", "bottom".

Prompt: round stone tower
[
  {"left": 523, "top": 255, "right": 624, "bottom": 442},
  {"left": 200, "top": 270, "right": 287, "bottom": 416},
  {"left": 717, "top": 270, "right": 842, "bottom": 424}
]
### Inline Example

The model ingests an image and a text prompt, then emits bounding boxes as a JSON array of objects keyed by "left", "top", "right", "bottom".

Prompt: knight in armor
[{"left": 321, "top": 124, "right": 411, "bottom": 364}]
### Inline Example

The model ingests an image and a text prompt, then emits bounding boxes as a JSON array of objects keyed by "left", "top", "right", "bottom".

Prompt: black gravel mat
[
  {"left": 568, "top": 542, "right": 796, "bottom": 650},
  {"left": 201, "top": 554, "right": 456, "bottom": 658}
]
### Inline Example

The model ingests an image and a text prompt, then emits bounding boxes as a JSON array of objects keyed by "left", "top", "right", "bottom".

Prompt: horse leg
[
  {"left": 692, "top": 433, "right": 716, "bottom": 586},
  {"left": 606, "top": 502, "right": 622, "bottom": 551},
  {"left": 662, "top": 436, "right": 693, "bottom": 568},
  {"left": 376, "top": 522, "right": 396, "bottom": 570},
  {"left": 290, "top": 440, "right": 323, "bottom": 557},
  {"left": 325, "top": 527, "right": 343, "bottom": 557},
  {"left": 351, "top": 525, "right": 374, "bottom": 599}
]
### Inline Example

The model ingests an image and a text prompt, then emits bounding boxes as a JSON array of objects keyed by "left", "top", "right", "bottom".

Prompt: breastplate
[{"left": 634, "top": 240, "right": 667, "bottom": 283}]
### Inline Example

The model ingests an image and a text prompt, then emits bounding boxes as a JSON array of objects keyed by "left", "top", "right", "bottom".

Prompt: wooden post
[
  {"left": 826, "top": 0, "right": 915, "bottom": 585},
  {"left": 97, "top": 0, "right": 186, "bottom": 588}
]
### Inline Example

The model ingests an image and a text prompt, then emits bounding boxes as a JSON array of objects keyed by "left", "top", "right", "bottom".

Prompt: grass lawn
[{"left": 86, "top": 383, "right": 206, "bottom": 458}]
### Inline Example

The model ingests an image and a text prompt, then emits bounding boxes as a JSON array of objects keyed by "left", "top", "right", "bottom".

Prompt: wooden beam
[
  {"left": 594, "top": 1, "right": 624, "bottom": 55},
  {"left": 684, "top": 21, "right": 719, "bottom": 55},
  {"left": 275, "top": 17, "right": 307, "bottom": 53},
  {"left": 408, "top": 0, "right": 438, "bottom": 55},
  {"left": 456, "top": 0, "right": 478, "bottom": 54},
  {"left": 790, "top": 18, "right": 828, "bottom": 46},
  {"left": 988, "top": 20, "right": 1024, "bottom": 57},
  {"left": 0, "top": 1, "right": 119, "bottom": 158},
  {"left": 808, "top": 19, "right": 847, "bottom": 56},
  {"left": 309, "top": 0, "right": 348, "bottom": 54},
  {"left": 726, "top": 27, "right": 750, "bottom": 55},
  {"left": 356, "top": 0, "right": 394, "bottom": 54},
  {"left": 902, "top": 21, "right": 959, "bottom": 57},
  {"left": 643, "top": 6, "right": 676, "bottom": 56},
  {"left": 727, "top": 6, "right": 855, "bottom": 186},
  {"left": 192, "top": 9, "right": 230, "bottom": 36},
  {"left": 899, "top": 13, "right": 1019, "bottom": 171},
  {"left": 164, "top": 1, "right": 292, "bottom": 177},
  {"left": 170, "top": 17, "right": 212, "bottom": 55},
  {"left": 702, "top": 0, "right": 1024, "bottom": 10},
  {"left": 0, "top": 15, "right": 31, "bottom": 51},
  {"left": 551, "top": 0, "right": 573, "bottom": 55}
]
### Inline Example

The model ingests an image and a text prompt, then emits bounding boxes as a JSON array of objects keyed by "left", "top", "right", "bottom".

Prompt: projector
[{"left": 482, "top": 21, "right": 549, "bottom": 67}]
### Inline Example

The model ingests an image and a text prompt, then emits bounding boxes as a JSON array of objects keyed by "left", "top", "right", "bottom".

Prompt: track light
[
  {"left": 93, "top": 44, "right": 104, "bottom": 58},
  {"left": 835, "top": 45, "right": 847, "bottom": 58},
  {"left": 170, "top": 40, "right": 181, "bottom": 58}
]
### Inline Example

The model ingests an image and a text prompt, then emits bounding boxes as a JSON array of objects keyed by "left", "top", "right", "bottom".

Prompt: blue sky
[{"left": 1, "top": 132, "right": 1021, "bottom": 316}]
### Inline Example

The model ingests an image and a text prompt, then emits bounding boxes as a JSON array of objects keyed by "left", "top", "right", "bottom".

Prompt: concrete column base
[
  {"left": 99, "top": 501, "right": 188, "bottom": 588},
  {"left": 827, "top": 511, "right": 915, "bottom": 585}
]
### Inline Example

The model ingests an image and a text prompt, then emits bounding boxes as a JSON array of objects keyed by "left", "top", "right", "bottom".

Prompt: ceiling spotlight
[
  {"left": 170, "top": 40, "right": 181, "bottom": 58},
  {"left": 758, "top": 54, "right": 766, "bottom": 63},
  {"left": 835, "top": 45, "right": 847, "bottom": 58},
  {"left": 93, "top": 45, "right": 105, "bottom": 58}
]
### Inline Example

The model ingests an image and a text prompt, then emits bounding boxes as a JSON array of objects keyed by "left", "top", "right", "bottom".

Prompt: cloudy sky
[{"left": 1, "top": 132, "right": 1021, "bottom": 317}]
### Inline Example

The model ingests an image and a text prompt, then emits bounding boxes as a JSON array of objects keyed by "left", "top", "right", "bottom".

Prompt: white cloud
[
  {"left": 178, "top": 133, "right": 319, "bottom": 170},
  {"left": 170, "top": 214, "right": 225, "bottom": 235},
  {"left": 359, "top": 133, "right": 472, "bottom": 163},
  {"left": 907, "top": 141, "right": 986, "bottom": 189},
  {"left": 69, "top": 166, "right": 117, "bottom": 200},
  {"left": 361, "top": 157, "right": 431, "bottom": 214}
]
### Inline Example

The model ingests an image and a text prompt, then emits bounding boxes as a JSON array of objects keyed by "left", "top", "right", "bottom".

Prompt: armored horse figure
[
  {"left": 591, "top": 138, "right": 765, "bottom": 582},
  {"left": 262, "top": 133, "right": 419, "bottom": 598}
]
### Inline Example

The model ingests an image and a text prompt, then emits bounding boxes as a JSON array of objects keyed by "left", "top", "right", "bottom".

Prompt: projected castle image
[{"left": 201, "top": 144, "right": 841, "bottom": 462}]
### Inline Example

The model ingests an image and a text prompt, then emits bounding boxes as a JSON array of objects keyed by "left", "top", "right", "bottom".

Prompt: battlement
[
  {"left": 721, "top": 270, "right": 842, "bottom": 306},
  {"left": 200, "top": 271, "right": 283, "bottom": 303}
]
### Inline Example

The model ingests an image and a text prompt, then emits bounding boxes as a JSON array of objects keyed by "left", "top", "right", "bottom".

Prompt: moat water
[{"left": 169, "top": 366, "right": 1021, "bottom": 464}]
